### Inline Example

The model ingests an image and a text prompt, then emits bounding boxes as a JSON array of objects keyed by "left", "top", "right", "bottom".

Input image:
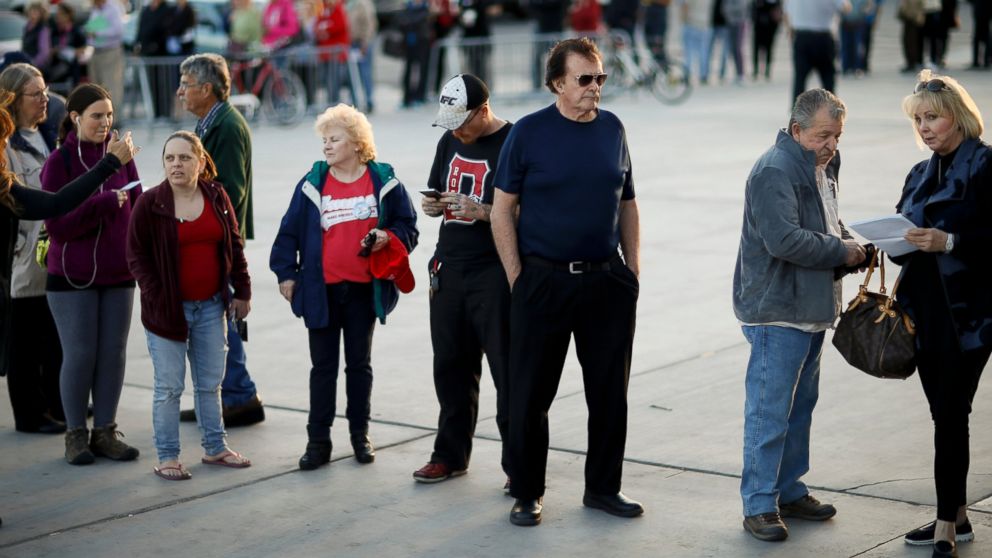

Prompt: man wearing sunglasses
[
  {"left": 413, "top": 74, "right": 514, "bottom": 489},
  {"left": 734, "top": 88, "right": 868, "bottom": 542},
  {"left": 491, "top": 37, "right": 642, "bottom": 527}
]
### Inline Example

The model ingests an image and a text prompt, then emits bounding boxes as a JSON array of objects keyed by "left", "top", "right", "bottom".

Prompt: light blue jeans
[
  {"left": 682, "top": 25, "right": 713, "bottom": 82},
  {"left": 740, "top": 325, "right": 823, "bottom": 516},
  {"left": 147, "top": 294, "right": 228, "bottom": 462}
]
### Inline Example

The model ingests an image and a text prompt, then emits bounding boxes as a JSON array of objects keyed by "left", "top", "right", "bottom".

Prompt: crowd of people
[{"left": 1, "top": 5, "right": 991, "bottom": 558}]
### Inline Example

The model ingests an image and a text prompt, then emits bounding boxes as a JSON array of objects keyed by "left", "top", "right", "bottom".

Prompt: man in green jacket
[{"left": 176, "top": 53, "right": 264, "bottom": 426}]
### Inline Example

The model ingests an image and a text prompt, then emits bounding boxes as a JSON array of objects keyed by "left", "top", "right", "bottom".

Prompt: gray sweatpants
[{"left": 47, "top": 288, "right": 134, "bottom": 429}]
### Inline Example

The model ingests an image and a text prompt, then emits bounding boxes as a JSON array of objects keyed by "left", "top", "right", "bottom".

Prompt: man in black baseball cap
[{"left": 414, "top": 75, "right": 514, "bottom": 491}]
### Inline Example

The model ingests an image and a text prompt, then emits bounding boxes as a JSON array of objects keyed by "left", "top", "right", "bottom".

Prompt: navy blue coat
[
  {"left": 270, "top": 160, "right": 418, "bottom": 327},
  {"left": 894, "top": 138, "right": 992, "bottom": 351}
]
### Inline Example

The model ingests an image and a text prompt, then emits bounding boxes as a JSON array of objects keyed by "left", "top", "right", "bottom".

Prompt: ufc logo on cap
[{"left": 440, "top": 96, "right": 458, "bottom": 105}]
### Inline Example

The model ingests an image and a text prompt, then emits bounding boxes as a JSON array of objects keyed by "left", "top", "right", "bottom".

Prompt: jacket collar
[
  {"left": 9, "top": 122, "right": 57, "bottom": 158},
  {"left": 148, "top": 178, "right": 225, "bottom": 217},
  {"left": 775, "top": 128, "right": 841, "bottom": 185},
  {"left": 916, "top": 138, "right": 980, "bottom": 206},
  {"left": 198, "top": 101, "right": 232, "bottom": 137},
  {"left": 300, "top": 159, "right": 398, "bottom": 210}
]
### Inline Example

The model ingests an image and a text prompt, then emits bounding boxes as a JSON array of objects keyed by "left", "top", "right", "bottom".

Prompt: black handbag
[{"left": 832, "top": 251, "right": 917, "bottom": 379}]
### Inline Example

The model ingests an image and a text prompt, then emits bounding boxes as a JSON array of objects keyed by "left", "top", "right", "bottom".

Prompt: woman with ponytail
[{"left": 126, "top": 131, "right": 253, "bottom": 481}]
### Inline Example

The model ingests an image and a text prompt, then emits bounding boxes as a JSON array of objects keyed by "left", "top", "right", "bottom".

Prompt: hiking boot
[
  {"left": 780, "top": 494, "right": 836, "bottom": 521},
  {"left": 904, "top": 520, "right": 974, "bottom": 546},
  {"left": 299, "top": 441, "right": 332, "bottom": 471},
  {"left": 89, "top": 424, "right": 140, "bottom": 461},
  {"left": 743, "top": 512, "right": 788, "bottom": 542},
  {"left": 351, "top": 434, "right": 375, "bottom": 464},
  {"left": 65, "top": 427, "right": 95, "bottom": 465},
  {"left": 412, "top": 461, "right": 467, "bottom": 483}
]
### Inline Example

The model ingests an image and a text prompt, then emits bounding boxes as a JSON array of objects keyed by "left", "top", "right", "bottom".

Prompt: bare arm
[
  {"left": 491, "top": 189, "right": 521, "bottom": 288},
  {"left": 619, "top": 198, "right": 640, "bottom": 278}
]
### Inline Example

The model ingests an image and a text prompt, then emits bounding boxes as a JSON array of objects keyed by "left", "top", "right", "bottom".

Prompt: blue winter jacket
[{"left": 270, "top": 160, "right": 418, "bottom": 327}]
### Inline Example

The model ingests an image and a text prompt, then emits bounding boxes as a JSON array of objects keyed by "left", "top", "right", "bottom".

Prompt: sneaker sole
[
  {"left": 780, "top": 510, "right": 836, "bottom": 521},
  {"left": 904, "top": 532, "right": 974, "bottom": 546},
  {"left": 412, "top": 469, "right": 467, "bottom": 484}
]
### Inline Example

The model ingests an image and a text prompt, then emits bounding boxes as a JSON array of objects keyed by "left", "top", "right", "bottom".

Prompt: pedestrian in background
[
  {"left": 899, "top": 0, "right": 926, "bottom": 72},
  {"left": 314, "top": 0, "right": 357, "bottom": 107},
  {"left": 42, "top": 83, "right": 143, "bottom": 466},
  {"left": 127, "top": 131, "right": 253, "bottom": 481},
  {"left": 893, "top": 70, "right": 991, "bottom": 558},
  {"left": 751, "top": 0, "right": 782, "bottom": 80},
  {"left": 680, "top": 0, "right": 715, "bottom": 84},
  {"left": 262, "top": 0, "right": 302, "bottom": 50},
  {"left": 21, "top": 1, "right": 51, "bottom": 74},
  {"left": 840, "top": 0, "right": 874, "bottom": 75},
  {"left": 47, "top": 4, "right": 88, "bottom": 92},
  {"left": 492, "top": 37, "right": 643, "bottom": 527},
  {"left": 399, "top": 0, "right": 432, "bottom": 107},
  {"left": 785, "top": 0, "right": 848, "bottom": 103},
  {"left": 459, "top": 0, "right": 494, "bottom": 86},
  {"left": 734, "top": 88, "right": 867, "bottom": 542},
  {"left": 84, "top": 0, "right": 125, "bottom": 123},
  {"left": 346, "top": 0, "right": 378, "bottom": 113},
  {"left": 0, "top": 63, "right": 65, "bottom": 435},
  {"left": 270, "top": 104, "right": 418, "bottom": 471},
  {"left": 643, "top": 0, "right": 671, "bottom": 64},
  {"left": 530, "top": 0, "right": 568, "bottom": 91},
  {"left": 413, "top": 74, "right": 512, "bottom": 487},
  {"left": 228, "top": 0, "right": 265, "bottom": 54},
  {"left": 134, "top": 0, "right": 175, "bottom": 119},
  {"left": 176, "top": 54, "right": 266, "bottom": 428},
  {"left": 711, "top": 0, "right": 746, "bottom": 84},
  {"left": 969, "top": 0, "right": 990, "bottom": 68}
]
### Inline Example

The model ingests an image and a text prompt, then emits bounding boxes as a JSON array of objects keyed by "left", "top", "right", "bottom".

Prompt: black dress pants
[
  {"left": 429, "top": 260, "right": 510, "bottom": 473},
  {"left": 306, "top": 282, "right": 376, "bottom": 441},
  {"left": 507, "top": 257, "right": 638, "bottom": 500},
  {"left": 792, "top": 31, "right": 836, "bottom": 103},
  {"left": 7, "top": 296, "right": 64, "bottom": 428}
]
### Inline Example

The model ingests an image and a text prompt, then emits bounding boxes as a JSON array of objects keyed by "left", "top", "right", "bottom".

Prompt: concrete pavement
[{"left": 3, "top": 12, "right": 992, "bottom": 558}]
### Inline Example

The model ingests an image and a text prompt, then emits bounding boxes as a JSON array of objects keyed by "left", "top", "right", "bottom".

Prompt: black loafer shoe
[
  {"left": 780, "top": 494, "right": 836, "bottom": 521},
  {"left": 582, "top": 491, "right": 644, "bottom": 518},
  {"left": 351, "top": 434, "right": 375, "bottom": 464},
  {"left": 905, "top": 520, "right": 974, "bottom": 546},
  {"left": 743, "top": 512, "right": 788, "bottom": 542},
  {"left": 510, "top": 498, "right": 543, "bottom": 526},
  {"left": 932, "top": 540, "right": 958, "bottom": 558},
  {"left": 298, "top": 441, "right": 332, "bottom": 471},
  {"left": 179, "top": 409, "right": 197, "bottom": 422},
  {"left": 223, "top": 395, "right": 265, "bottom": 427}
]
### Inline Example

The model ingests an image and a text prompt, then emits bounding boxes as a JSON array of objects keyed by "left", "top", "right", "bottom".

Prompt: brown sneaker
[
  {"left": 743, "top": 512, "right": 788, "bottom": 542},
  {"left": 65, "top": 427, "right": 95, "bottom": 465},
  {"left": 90, "top": 424, "right": 140, "bottom": 461},
  {"left": 412, "top": 462, "right": 467, "bottom": 483}
]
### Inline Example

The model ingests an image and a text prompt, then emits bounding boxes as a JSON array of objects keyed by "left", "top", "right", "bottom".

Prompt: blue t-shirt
[{"left": 494, "top": 104, "right": 635, "bottom": 262}]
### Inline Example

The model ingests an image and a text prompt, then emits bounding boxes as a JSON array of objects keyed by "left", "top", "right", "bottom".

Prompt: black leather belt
[{"left": 524, "top": 255, "right": 618, "bottom": 274}]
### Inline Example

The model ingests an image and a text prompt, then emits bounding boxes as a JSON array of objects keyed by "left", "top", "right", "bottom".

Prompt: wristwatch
[{"left": 944, "top": 233, "right": 955, "bottom": 253}]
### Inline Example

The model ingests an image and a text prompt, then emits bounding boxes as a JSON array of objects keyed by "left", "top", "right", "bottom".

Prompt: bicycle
[
  {"left": 601, "top": 31, "right": 692, "bottom": 105},
  {"left": 228, "top": 51, "right": 306, "bottom": 125}
]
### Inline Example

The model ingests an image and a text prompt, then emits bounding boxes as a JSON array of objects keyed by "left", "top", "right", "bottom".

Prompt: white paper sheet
[{"left": 848, "top": 215, "right": 918, "bottom": 257}]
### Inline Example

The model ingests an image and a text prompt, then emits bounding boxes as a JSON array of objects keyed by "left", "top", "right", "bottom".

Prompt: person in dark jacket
[
  {"left": 127, "top": 131, "right": 253, "bottom": 481},
  {"left": 135, "top": 0, "right": 175, "bottom": 118},
  {"left": 270, "top": 104, "right": 417, "bottom": 471},
  {"left": 894, "top": 71, "right": 992, "bottom": 558},
  {"left": 0, "top": 89, "right": 138, "bottom": 526}
]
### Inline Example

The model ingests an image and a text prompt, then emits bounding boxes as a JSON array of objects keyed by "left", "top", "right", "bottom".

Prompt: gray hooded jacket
[{"left": 733, "top": 129, "right": 851, "bottom": 325}]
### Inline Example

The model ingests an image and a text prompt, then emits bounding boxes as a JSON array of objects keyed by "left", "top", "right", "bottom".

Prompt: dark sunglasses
[
  {"left": 575, "top": 73, "right": 608, "bottom": 87},
  {"left": 914, "top": 79, "right": 951, "bottom": 93}
]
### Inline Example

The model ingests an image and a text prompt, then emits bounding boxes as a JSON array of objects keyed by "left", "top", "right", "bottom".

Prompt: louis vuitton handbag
[{"left": 832, "top": 251, "right": 917, "bottom": 379}]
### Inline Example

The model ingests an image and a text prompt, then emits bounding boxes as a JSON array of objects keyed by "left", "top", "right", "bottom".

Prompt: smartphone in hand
[{"left": 419, "top": 188, "right": 442, "bottom": 200}]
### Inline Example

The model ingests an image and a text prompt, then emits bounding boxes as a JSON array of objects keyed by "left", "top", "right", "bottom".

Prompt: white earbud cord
[{"left": 61, "top": 139, "right": 110, "bottom": 290}]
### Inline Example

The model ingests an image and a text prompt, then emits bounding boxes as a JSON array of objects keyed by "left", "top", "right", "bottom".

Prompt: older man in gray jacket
[{"left": 733, "top": 88, "right": 867, "bottom": 542}]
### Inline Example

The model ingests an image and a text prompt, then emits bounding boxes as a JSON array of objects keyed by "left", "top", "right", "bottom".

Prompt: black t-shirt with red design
[{"left": 426, "top": 122, "right": 512, "bottom": 266}]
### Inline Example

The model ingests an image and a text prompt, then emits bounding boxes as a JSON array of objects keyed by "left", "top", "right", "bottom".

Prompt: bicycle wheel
[
  {"left": 262, "top": 68, "right": 306, "bottom": 125},
  {"left": 648, "top": 60, "right": 692, "bottom": 105},
  {"left": 601, "top": 57, "right": 628, "bottom": 102}
]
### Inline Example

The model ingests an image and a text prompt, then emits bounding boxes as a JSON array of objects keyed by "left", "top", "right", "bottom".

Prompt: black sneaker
[
  {"left": 779, "top": 494, "right": 836, "bottom": 521},
  {"left": 743, "top": 512, "right": 788, "bottom": 542},
  {"left": 904, "top": 520, "right": 974, "bottom": 546}
]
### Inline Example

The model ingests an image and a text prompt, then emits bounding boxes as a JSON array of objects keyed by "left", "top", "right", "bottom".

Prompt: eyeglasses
[
  {"left": 177, "top": 81, "right": 202, "bottom": 91},
  {"left": 574, "top": 73, "right": 608, "bottom": 87},
  {"left": 23, "top": 87, "right": 50, "bottom": 100},
  {"left": 915, "top": 79, "right": 951, "bottom": 93}
]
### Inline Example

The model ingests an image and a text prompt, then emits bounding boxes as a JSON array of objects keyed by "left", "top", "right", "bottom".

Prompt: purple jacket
[{"left": 41, "top": 131, "right": 141, "bottom": 285}]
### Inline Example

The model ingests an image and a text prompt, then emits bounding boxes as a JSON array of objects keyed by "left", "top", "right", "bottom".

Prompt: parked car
[{"left": 0, "top": 10, "right": 26, "bottom": 55}]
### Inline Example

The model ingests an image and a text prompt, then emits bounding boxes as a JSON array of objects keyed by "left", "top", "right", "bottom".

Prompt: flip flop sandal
[
  {"left": 154, "top": 464, "right": 192, "bottom": 481},
  {"left": 201, "top": 449, "right": 252, "bottom": 468}
]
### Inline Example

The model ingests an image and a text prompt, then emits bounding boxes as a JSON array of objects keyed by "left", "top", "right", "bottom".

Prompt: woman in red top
[
  {"left": 126, "top": 131, "right": 252, "bottom": 481},
  {"left": 314, "top": 0, "right": 357, "bottom": 106}
]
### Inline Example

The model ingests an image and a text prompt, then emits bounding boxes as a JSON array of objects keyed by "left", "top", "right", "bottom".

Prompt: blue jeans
[
  {"left": 682, "top": 25, "right": 712, "bottom": 82},
  {"left": 148, "top": 295, "right": 228, "bottom": 462},
  {"left": 222, "top": 308, "right": 257, "bottom": 407},
  {"left": 353, "top": 45, "right": 374, "bottom": 111},
  {"left": 740, "top": 325, "right": 823, "bottom": 516}
]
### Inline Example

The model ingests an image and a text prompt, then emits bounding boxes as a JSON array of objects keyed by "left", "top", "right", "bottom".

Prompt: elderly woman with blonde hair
[
  {"left": 270, "top": 104, "right": 417, "bottom": 471},
  {"left": 891, "top": 70, "right": 992, "bottom": 557}
]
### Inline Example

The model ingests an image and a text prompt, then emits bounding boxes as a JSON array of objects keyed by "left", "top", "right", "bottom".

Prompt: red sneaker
[{"left": 412, "top": 461, "right": 467, "bottom": 483}]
